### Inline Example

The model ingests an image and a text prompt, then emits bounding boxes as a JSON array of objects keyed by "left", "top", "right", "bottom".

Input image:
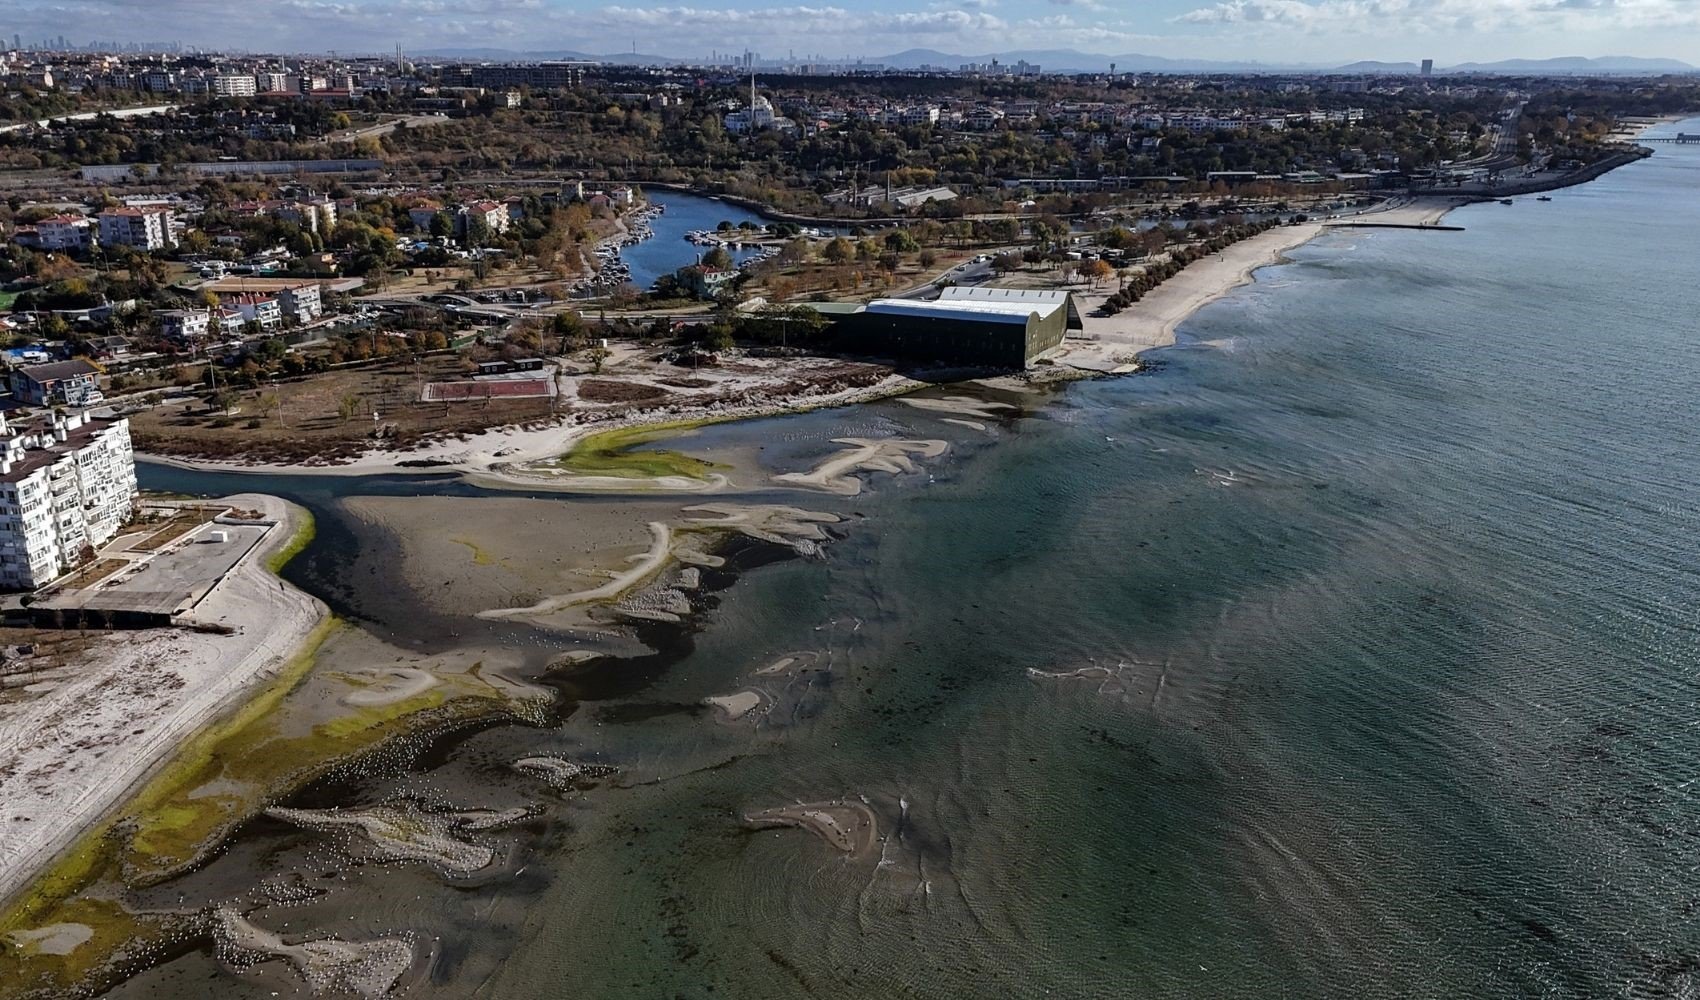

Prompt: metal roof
[
  {"left": 864, "top": 298, "right": 1055, "bottom": 325},
  {"left": 936, "top": 286, "right": 1082, "bottom": 330},
  {"left": 937, "top": 286, "right": 1072, "bottom": 305}
]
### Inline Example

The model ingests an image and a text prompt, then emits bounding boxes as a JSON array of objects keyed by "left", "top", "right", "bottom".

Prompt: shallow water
[{"left": 84, "top": 124, "right": 1700, "bottom": 998}]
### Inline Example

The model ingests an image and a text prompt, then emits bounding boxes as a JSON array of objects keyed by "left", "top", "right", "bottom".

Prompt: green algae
[
  {"left": 552, "top": 421, "right": 728, "bottom": 481},
  {"left": 451, "top": 537, "right": 500, "bottom": 566},
  {"left": 263, "top": 507, "right": 315, "bottom": 574}
]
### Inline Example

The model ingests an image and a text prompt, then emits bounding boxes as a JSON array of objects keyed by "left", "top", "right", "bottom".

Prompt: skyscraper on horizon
[{"left": 1421, "top": 58, "right": 1434, "bottom": 76}]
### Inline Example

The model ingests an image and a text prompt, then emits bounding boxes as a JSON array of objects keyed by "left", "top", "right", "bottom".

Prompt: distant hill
[
  {"left": 1327, "top": 60, "right": 1422, "bottom": 74},
  {"left": 1447, "top": 56, "right": 1695, "bottom": 74}
]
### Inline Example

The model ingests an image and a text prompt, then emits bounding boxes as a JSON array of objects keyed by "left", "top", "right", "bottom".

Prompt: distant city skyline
[{"left": 6, "top": 0, "right": 1699, "bottom": 67}]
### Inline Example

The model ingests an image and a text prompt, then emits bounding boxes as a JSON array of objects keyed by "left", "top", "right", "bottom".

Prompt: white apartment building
[
  {"left": 0, "top": 411, "right": 138, "bottom": 591},
  {"left": 275, "top": 282, "right": 322, "bottom": 323},
  {"left": 258, "top": 72, "right": 297, "bottom": 93},
  {"left": 35, "top": 214, "right": 92, "bottom": 251},
  {"left": 876, "top": 105, "right": 940, "bottom": 127},
  {"left": 227, "top": 294, "right": 282, "bottom": 329},
  {"left": 458, "top": 201, "right": 510, "bottom": 236},
  {"left": 211, "top": 74, "right": 258, "bottom": 97},
  {"left": 156, "top": 308, "right": 212, "bottom": 343},
  {"left": 98, "top": 207, "right": 174, "bottom": 251},
  {"left": 277, "top": 197, "right": 337, "bottom": 234}
]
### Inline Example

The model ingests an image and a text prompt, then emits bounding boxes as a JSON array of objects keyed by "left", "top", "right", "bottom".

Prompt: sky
[{"left": 10, "top": 0, "right": 1700, "bottom": 65}]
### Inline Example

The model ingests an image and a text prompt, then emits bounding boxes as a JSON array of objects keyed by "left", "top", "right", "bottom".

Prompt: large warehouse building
[{"left": 833, "top": 287, "right": 1081, "bottom": 368}]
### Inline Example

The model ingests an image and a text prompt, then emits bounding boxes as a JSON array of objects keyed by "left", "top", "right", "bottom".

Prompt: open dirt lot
[{"left": 128, "top": 356, "right": 560, "bottom": 465}]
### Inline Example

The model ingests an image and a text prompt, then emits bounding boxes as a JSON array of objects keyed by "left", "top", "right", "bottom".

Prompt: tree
[
  {"left": 990, "top": 252, "right": 1023, "bottom": 275},
  {"left": 338, "top": 393, "right": 359, "bottom": 422},
  {"left": 552, "top": 310, "right": 587, "bottom": 353},
  {"left": 587, "top": 345, "right": 611, "bottom": 373},
  {"left": 822, "top": 236, "right": 853, "bottom": 265},
  {"left": 462, "top": 214, "right": 489, "bottom": 249},
  {"left": 702, "top": 246, "right": 734, "bottom": 270}
]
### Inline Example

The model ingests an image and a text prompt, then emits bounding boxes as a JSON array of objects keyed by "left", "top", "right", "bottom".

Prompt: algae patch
[
  {"left": 264, "top": 507, "right": 316, "bottom": 575},
  {"left": 552, "top": 421, "right": 727, "bottom": 481}
]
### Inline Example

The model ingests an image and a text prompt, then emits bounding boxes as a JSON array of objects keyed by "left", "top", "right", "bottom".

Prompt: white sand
[
  {"left": 773, "top": 438, "right": 949, "bottom": 496},
  {"left": 475, "top": 520, "right": 673, "bottom": 621},
  {"left": 745, "top": 799, "right": 880, "bottom": 856},
  {"left": 265, "top": 802, "right": 525, "bottom": 875},
  {"left": 0, "top": 493, "right": 328, "bottom": 912},
  {"left": 337, "top": 667, "right": 440, "bottom": 708},
  {"left": 1060, "top": 223, "right": 1325, "bottom": 372},
  {"left": 214, "top": 908, "right": 415, "bottom": 999},
  {"left": 143, "top": 371, "right": 923, "bottom": 481},
  {"left": 1332, "top": 195, "right": 1472, "bottom": 227},
  {"left": 704, "top": 690, "right": 765, "bottom": 721}
]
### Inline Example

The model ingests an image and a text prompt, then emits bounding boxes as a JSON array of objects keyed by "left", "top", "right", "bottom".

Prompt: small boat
[
  {"left": 1499, "top": 198, "right": 1514, "bottom": 205},
  {"left": 1536, "top": 195, "right": 1552, "bottom": 202}
]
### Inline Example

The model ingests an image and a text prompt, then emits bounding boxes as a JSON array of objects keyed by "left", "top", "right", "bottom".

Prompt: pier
[{"left": 1640, "top": 133, "right": 1697, "bottom": 143}]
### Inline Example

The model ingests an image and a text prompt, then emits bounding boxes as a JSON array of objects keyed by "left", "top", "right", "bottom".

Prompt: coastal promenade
[{"left": 0, "top": 494, "right": 326, "bottom": 912}]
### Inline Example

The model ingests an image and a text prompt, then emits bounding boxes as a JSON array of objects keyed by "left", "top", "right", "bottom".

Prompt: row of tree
[{"left": 1098, "top": 219, "right": 1283, "bottom": 316}]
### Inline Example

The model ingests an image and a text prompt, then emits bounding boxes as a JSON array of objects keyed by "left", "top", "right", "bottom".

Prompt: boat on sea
[
  {"left": 1537, "top": 195, "right": 1553, "bottom": 202},
  {"left": 1499, "top": 198, "right": 1514, "bottom": 205}
]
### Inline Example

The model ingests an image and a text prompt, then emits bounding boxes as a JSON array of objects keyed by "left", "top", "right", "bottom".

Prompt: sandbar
[
  {"left": 745, "top": 799, "right": 880, "bottom": 857},
  {"left": 773, "top": 438, "right": 948, "bottom": 496}
]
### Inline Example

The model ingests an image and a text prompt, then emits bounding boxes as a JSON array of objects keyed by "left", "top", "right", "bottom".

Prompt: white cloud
[{"left": 1176, "top": 0, "right": 1700, "bottom": 33}]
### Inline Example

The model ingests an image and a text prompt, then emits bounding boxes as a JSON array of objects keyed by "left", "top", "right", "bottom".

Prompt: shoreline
[
  {"left": 0, "top": 494, "right": 329, "bottom": 915},
  {"left": 132, "top": 155, "right": 1649, "bottom": 480},
  {"left": 1056, "top": 220, "right": 1330, "bottom": 372},
  {"left": 136, "top": 371, "right": 932, "bottom": 483}
]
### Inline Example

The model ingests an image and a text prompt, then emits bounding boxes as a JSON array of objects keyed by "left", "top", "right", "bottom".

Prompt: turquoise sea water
[{"left": 113, "top": 123, "right": 1700, "bottom": 999}]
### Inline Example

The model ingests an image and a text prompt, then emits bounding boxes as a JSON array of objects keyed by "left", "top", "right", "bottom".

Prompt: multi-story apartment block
[
  {"left": 97, "top": 206, "right": 174, "bottom": 251},
  {"left": 275, "top": 282, "right": 322, "bottom": 323},
  {"left": 211, "top": 73, "right": 258, "bottom": 97},
  {"left": 226, "top": 293, "right": 282, "bottom": 329},
  {"left": 0, "top": 411, "right": 138, "bottom": 590},
  {"left": 458, "top": 200, "right": 510, "bottom": 236},
  {"left": 258, "top": 72, "right": 297, "bottom": 94},
  {"left": 457, "top": 62, "right": 584, "bottom": 90},
  {"left": 32, "top": 214, "right": 92, "bottom": 251},
  {"left": 276, "top": 197, "right": 337, "bottom": 234}
]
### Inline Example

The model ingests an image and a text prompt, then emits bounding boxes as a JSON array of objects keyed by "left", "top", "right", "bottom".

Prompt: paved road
[
  {"left": 319, "top": 114, "right": 450, "bottom": 145},
  {"left": 0, "top": 103, "right": 178, "bottom": 134}
]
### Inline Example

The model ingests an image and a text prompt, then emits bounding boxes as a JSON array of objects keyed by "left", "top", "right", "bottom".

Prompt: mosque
[{"left": 724, "top": 73, "right": 797, "bottom": 134}]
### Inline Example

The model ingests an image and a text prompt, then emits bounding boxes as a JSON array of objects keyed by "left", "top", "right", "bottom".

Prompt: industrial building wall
[
  {"left": 1025, "top": 308, "right": 1068, "bottom": 361},
  {"left": 836, "top": 314, "right": 1036, "bottom": 368}
]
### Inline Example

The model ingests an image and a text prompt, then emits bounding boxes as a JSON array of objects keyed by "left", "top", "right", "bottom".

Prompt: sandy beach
[
  {"left": 138, "top": 199, "right": 1475, "bottom": 477},
  {"left": 1335, "top": 194, "right": 1474, "bottom": 227},
  {"left": 1058, "top": 222, "right": 1326, "bottom": 372},
  {"left": 0, "top": 494, "right": 327, "bottom": 912}
]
